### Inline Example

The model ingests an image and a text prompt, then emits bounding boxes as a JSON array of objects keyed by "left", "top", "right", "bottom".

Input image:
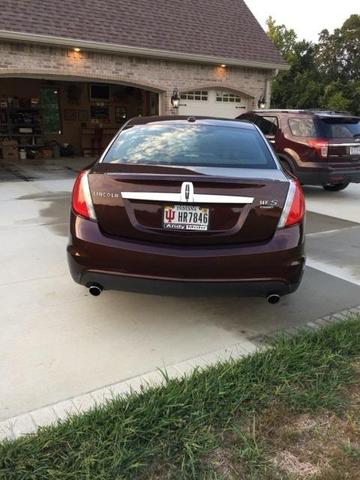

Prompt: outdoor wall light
[
  {"left": 171, "top": 88, "right": 181, "bottom": 108},
  {"left": 220, "top": 64, "right": 227, "bottom": 68},
  {"left": 73, "top": 47, "right": 81, "bottom": 52},
  {"left": 258, "top": 96, "right": 266, "bottom": 109}
]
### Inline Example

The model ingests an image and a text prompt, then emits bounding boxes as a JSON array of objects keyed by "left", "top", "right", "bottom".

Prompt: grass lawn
[{"left": 1, "top": 316, "right": 360, "bottom": 479}]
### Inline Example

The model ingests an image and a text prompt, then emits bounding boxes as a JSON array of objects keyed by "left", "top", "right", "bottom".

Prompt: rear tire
[{"left": 322, "top": 182, "right": 349, "bottom": 192}]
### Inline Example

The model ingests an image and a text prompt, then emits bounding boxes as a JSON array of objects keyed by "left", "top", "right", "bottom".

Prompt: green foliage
[
  {"left": 266, "top": 16, "right": 297, "bottom": 62},
  {"left": 321, "top": 83, "right": 351, "bottom": 112},
  {"left": 267, "top": 15, "right": 360, "bottom": 114}
]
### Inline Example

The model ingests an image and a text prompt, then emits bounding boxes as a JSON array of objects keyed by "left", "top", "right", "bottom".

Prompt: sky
[{"left": 244, "top": 0, "right": 359, "bottom": 42}]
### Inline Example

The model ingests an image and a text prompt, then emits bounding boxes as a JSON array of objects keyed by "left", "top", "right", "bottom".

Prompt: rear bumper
[
  {"left": 73, "top": 270, "right": 301, "bottom": 297},
  {"left": 67, "top": 214, "right": 305, "bottom": 297},
  {"left": 295, "top": 163, "right": 360, "bottom": 185}
]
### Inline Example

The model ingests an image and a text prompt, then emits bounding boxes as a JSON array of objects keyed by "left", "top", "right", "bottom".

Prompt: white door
[{"left": 179, "top": 89, "right": 251, "bottom": 118}]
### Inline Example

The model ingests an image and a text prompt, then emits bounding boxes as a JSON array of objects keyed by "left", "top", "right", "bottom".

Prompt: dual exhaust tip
[
  {"left": 267, "top": 294, "right": 280, "bottom": 304},
  {"left": 88, "top": 284, "right": 281, "bottom": 304},
  {"left": 88, "top": 284, "right": 103, "bottom": 297}
]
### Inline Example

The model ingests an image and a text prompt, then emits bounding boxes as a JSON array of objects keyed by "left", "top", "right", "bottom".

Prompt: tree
[
  {"left": 267, "top": 15, "right": 360, "bottom": 114},
  {"left": 317, "top": 15, "right": 360, "bottom": 80},
  {"left": 266, "top": 16, "right": 297, "bottom": 62},
  {"left": 317, "top": 14, "right": 360, "bottom": 113},
  {"left": 266, "top": 18, "right": 322, "bottom": 109}
]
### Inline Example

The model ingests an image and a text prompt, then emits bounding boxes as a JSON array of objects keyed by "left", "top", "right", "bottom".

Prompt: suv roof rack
[
  {"left": 308, "top": 110, "right": 353, "bottom": 115},
  {"left": 253, "top": 109, "right": 353, "bottom": 116}
]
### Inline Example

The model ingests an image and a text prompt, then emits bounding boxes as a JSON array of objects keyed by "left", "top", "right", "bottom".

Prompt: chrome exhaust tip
[
  {"left": 267, "top": 294, "right": 280, "bottom": 304},
  {"left": 88, "top": 285, "right": 103, "bottom": 297}
]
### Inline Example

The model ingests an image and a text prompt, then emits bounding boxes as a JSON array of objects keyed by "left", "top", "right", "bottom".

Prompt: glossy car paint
[
  {"left": 238, "top": 110, "right": 360, "bottom": 186},
  {"left": 67, "top": 116, "right": 305, "bottom": 297}
]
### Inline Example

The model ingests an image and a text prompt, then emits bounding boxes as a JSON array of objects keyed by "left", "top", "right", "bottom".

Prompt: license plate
[
  {"left": 350, "top": 146, "right": 360, "bottom": 155},
  {"left": 163, "top": 205, "right": 209, "bottom": 231}
]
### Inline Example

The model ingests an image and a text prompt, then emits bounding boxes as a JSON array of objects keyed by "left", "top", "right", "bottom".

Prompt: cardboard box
[
  {"left": 1, "top": 139, "right": 18, "bottom": 147},
  {"left": 42, "top": 148, "right": 53, "bottom": 159},
  {"left": 2, "top": 145, "right": 19, "bottom": 161}
]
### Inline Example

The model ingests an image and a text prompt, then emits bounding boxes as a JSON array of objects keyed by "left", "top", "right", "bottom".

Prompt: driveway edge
[
  {"left": 0, "top": 338, "right": 257, "bottom": 441},
  {"left": 2, "top": 305, "right": 360, "bottom": 442}
]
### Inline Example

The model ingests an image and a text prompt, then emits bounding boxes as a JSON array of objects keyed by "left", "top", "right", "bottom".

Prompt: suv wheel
[{"left": 322, "top": 182, "right": 349, "bottom": 192}]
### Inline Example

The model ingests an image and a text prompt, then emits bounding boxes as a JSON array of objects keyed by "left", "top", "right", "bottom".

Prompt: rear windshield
[
  {"left": 103, "top": 124, "right": 276, "bottom": 169},
  {"left": 318, "top": 117, "right": 360, "bottom": 139}
]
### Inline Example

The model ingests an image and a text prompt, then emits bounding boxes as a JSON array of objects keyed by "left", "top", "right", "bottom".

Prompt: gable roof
[{"left": 0, "top": 0, "right": 286, "bottom": 69}]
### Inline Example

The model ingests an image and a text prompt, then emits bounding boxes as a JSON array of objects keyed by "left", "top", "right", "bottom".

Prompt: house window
[
  {"left": 216, "top": 92, "right": 241, "bottom": 103},
  {"left": 180, "top": 90, "right": 208, "bottom": 101}
]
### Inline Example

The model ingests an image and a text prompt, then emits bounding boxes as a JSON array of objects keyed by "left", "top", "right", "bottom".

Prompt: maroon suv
[
  {"left": 68, "top": 116, "right": 305, "bottom": 303},
  {"left": 238, "top": 110, "right": 360, "bottom": 191}
]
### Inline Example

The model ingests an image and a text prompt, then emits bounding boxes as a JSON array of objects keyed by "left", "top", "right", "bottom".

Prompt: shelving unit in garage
[{"left": 0, "top": 100, "right": 44, "bottom": 161}]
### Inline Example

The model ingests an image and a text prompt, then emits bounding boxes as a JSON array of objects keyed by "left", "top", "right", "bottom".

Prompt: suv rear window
[
  {"left": 104, "top": 124, "right": 276, "bottom": 169},
  {"left": 317, "top": 117, "right": 360, "bottom": 139},
  {"left": 289, "top": 118, "right": 316, "bottom": 137}
]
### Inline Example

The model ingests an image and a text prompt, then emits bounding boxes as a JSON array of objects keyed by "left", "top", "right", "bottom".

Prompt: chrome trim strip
[
  {"left": 121, "top": 191, "right": 254, "bottom": 204},
  {"left": 122, "top": 192, "right": 180, "bottom": 202},
  {"left": 193, "top": 194, "right": 254, "bottom": 204},
  {"left": 329, "top": 143, "right": 360, "bottom": 148}
]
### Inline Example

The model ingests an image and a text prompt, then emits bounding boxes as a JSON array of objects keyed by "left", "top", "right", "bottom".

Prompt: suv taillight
[
  {"left": 72, "top": 170, "right": 97, "bottom": 221},
  {"left": 278, "top": 180, "right": 305, "bottom": 228},
  {"left": 308, "top": 139, "right": 329, "bottom": 160}
]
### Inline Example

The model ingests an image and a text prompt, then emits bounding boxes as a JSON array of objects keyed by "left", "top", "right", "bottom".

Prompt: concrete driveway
[{"left": 1, "top": 163, "right": 360, "bottom": 422}]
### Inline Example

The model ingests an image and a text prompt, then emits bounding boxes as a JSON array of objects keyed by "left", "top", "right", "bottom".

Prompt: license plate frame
[{"left": 163, "top": 205, "right": 209, "bottom": 231}]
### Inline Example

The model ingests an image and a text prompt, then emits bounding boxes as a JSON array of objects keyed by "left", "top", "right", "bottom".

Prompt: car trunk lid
[{"left": 89, "top": 164, "right": 290, "bottom": 246}]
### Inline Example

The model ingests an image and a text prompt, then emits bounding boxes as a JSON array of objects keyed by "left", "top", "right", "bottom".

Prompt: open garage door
[
  {"left": 0, "top": 78, "right": 159, "bottom": 170},
  {"left": 179, "top": 89, "right": 252, "bottom": 118}
]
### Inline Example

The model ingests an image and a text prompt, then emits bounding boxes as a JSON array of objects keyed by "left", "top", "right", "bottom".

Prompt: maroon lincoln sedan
[{"left": 67, "top": 116, "right": 305, "bottom": 303}]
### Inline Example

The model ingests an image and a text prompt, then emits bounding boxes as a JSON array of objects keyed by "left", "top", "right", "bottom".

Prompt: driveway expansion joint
[{"left": 1, "top": 305, "right": 359, "bottom": 442}]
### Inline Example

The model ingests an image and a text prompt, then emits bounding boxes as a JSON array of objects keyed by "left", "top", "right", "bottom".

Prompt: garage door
[{"left": 179, "top": 89, "right": 251, "bottom": 118}]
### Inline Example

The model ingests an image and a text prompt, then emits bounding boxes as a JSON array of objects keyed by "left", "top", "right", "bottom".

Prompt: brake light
[
  {"left": 308, "top": 139, "right": 328, "bottom": 159},
  {"left": 72, "top": 170, "right": 96, "bottom": 220},
  {"left": 278, "top": 180, "right": 305, "bottom": 228}
]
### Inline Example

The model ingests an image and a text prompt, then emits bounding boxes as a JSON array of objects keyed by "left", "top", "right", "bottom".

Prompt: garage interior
[{"left": 0, "top": 78, "right": 159, "bottom": 166}]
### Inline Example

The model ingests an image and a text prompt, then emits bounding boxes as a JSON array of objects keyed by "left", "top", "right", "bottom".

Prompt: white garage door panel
[{"left": 179, "top": 90, "right": 250, "bottom": 118}]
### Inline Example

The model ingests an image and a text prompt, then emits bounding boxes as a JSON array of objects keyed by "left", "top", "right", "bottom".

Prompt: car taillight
[
  {"left": 72, "top": 170, "right": 97, "bottom": 221},
  {"left": 278, "top": 180, "right": 305, "bottom": 228},
  {"left": 308, "top": 139, "right": 328, "bottom": 160}
]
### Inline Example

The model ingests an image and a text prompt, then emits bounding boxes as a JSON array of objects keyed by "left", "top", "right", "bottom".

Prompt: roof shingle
[{"left": 0, "top": 0, "right": 286, "bottom": 66}]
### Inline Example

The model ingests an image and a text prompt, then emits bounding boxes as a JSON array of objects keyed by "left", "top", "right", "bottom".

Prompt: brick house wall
[{"left": 0, "top": 42, "right": 275, "bottom": 114}]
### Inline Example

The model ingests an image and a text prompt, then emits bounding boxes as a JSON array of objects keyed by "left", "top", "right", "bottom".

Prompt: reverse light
[
  {"left": 308, "top": 139, "right": 328, "bottom": 160},
  {"left": 278, "top": 180, "right": 305, "bottom": 228},
  {"left": 72, "top": 170, "right": 97, "bottom": 221}
]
